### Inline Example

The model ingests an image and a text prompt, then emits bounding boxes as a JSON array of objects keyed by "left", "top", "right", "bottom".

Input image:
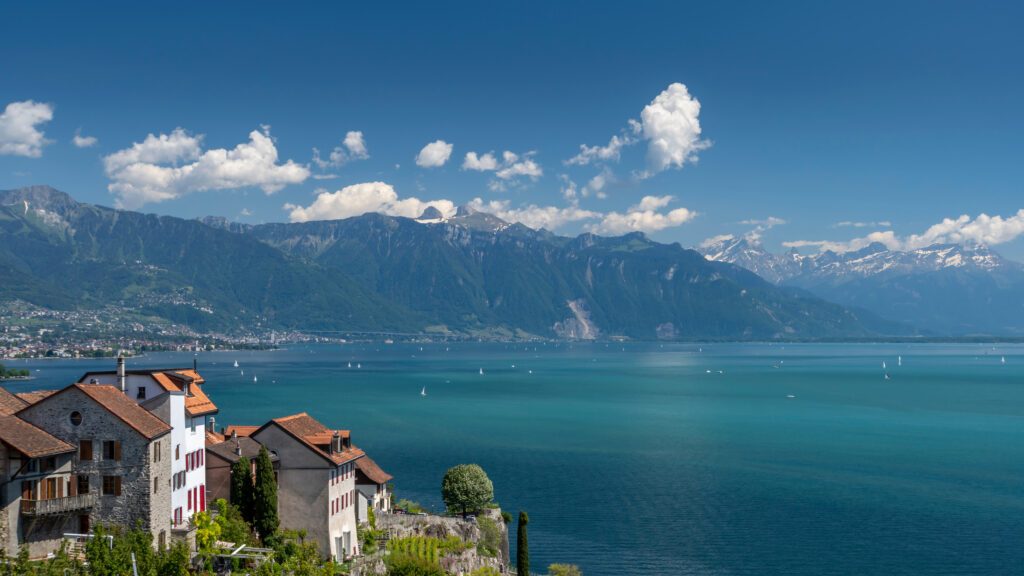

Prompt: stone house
[
  {"left": 77, "top": 357, "right": 217, "bottom": 528},
  {"left": 0, "top": 388, "right": 79, "bottom": 558}
]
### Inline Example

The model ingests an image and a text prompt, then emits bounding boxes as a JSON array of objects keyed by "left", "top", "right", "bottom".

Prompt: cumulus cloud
[
  {"left": 467, "top": 198, "right": 600, "bottom": 231},
  {"left": 587, "top": 195, "right": 697, "bottom": 235},
  {"left": 0, "top": 100, "right": 54, "bottom": 157},
  {"left": 833, "top": 220, "right": 892, "bottom": 228},
  {"left": 284, "top": 181, "right": 455, "bottom": 223},
  {"left": 784, "top": 210, "right": 1024, "bottom": 253},
  {"left": 313, "top": 130, "right": 369, "bottom": 169},
  {"left": 462, "top": 151, "right": 499, "bottom": 171},
  {"left": 564, "top": 83, "right": 709, "bottom": 178},
  {"left": 738, "top": 215, "right": 787, "bottom": 242},
  {"left": 72, "top": 129, "right": 98, "bottom": 148},
  {"left": 495, "top": 150, "right": 542, "bottom": 180},
  {"left": 565, "top": 134, "right": 635, "bottom": 166},
  {"left": 104, "top": 126, "right": 310, "bottom": 209},
  {"left": 415, "top": 140, "right": 453, "bottom": 168}
]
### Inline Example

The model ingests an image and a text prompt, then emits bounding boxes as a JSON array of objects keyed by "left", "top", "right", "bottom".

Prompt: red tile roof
[
  {"left": 0, "top": 387, "right": 27, "bottom": 416},
  {"left": 260, "top": 413, "right": 364, "bottom": 465},
  {"left": 355, "top": 455, "right": 393, "bottom": 485},
  {"left": 0, "top": 414, "right": 75, "bottom": 458},
  {"left": 224, "top": 425, "right": 259, "bottom": 438},
  {"left": 77, "top": 367, "right": 218, "bottom": 416},
  {"left": 37, "top": 384, "right": 172, "bottom": 440},
  {"left": 15, "top": 389, "right": 58, "bottom": 405}
]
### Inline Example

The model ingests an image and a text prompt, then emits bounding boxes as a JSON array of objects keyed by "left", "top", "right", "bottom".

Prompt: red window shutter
[
  {"left": 188, "top": 489, "right": 192, "bottom": 510},
  {"left": 200, "top": 485, "right": 205, "bottom": 511}
]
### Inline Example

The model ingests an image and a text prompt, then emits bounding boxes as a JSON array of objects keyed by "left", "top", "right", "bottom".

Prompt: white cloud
[
  {"left": 639, "top": 83, "right": 710, "bottom": 177},
  {"left": 0, "top": 100, "right": 54, "bottom": 157},
  {"left": 462, "top": 151, "right": 499, "bottom": 171},
  {"left": 284, "top": 181, "right": 455, "bottom": 223},
  {"left": 565, "top": 134, "right": 635, "bottom": 166},
  {"left": 240, "top": 208, "right": 253, "bottom": 217},
  {"left": 784, "top": 210, "right": 1024, "bottom": 253},
  {"left": 313, "top": 130, "right": 369, "bottom": 169},
  {"left": 588, "top": 195, "right": 697, "bottom": 235},
  {"left": 564, "top": 83, "right": 709, "bottom": 179},
  {"left": 495, "top": 151, "right": 542, "bottom": 180},
  {"left": 741, "top": 216, "right": 787, "bottom": 227},
  {"left": 72, "top": 129, "right": 98, "bottom": 148},
  {"left": 415, "top": 140, "right": 453, "bottom": 168},
  {"left": 833, "top": 220, "right": 892, "bottom": 228},
  {"left": 467, "top": 198, "right": 600, "bottom": 231},
  {"left": 104, "top": 126, "right": 309, "bottom": 209}
]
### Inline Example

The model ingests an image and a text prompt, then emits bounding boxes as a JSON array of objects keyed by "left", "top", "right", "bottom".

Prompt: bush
[
  {"left": 548, "top": 564, "right": 583, "bottom": 576},
  {"left": 471, "top": 568, "right": 502, "bottom": 576},
  {"left": 394, "top": 498, "right": 426, "bottom": 514},
  {"left": 385, "top": 554, "right": 445, "bottom": 576},
  {"left": 476, "top": 516, "right": 501, "bottom": 558}
]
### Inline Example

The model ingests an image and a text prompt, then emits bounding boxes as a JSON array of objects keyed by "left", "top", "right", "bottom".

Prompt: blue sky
[{"left": 2, "top": 1, "right": 1024, "bottom": 258}]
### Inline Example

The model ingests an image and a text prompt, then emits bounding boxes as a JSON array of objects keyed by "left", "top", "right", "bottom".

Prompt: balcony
[{"left": 21, "top": 493, "right": 97, "bottom": 516}]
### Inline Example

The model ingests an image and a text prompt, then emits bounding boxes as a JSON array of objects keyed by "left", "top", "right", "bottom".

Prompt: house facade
[
  {"left": 354, "top": 456, "right": 392, "bottom": 524},
  {"left": 77, "top": 358, "right": 217, "bottom": 528},
  {"left": 248, "top": 413, "right": 370, "bottom": 561},
  {"left": 13, "top": 384, "right": 173, "bottom": 552}
]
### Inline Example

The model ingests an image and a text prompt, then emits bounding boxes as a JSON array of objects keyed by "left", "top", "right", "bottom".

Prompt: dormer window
[{"left": 136, "top": 387, "right": 147, "bottom": 400}]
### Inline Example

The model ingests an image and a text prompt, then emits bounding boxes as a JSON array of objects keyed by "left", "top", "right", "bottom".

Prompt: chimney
[
  {"left": 193, "top": 356, "right": 198, "bottom": 372},
  {"left": 233, "top": 430, "right": 241, "bottom": 456},
  {"left": 116, "top": 355, "right": 126, "bottom": 392},
  {"left": 332, "top": 431, "right": 341, "bottom": 454},
  {"left": 209, "top": 416, "right": 216, "bottom": 433}
]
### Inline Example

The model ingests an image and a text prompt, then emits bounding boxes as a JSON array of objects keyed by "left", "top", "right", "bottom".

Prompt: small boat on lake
[{"left": 420, "top": 386, "right": 427, "bottom": 397}]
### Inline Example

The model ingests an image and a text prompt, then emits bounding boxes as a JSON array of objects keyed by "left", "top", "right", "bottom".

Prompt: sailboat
[
  {"left": 1001, "top": 356, "right": 1006, "bottom": 365},
  {"left": 240, "top": 370, "right": 244, "bottom": 376},
  {"left": 253, "top": 375, "right": 258, "bottom": 383},
  {"left": 357, "top": 363, "right": 361, "bottom": 369},
  {"left": 420, "top": 386, "right": 427, "bottom": 397},
  {"left": 347, "top": 361, "right": 352, "bottom": 368},
  {"left": 233, "top": 360, "right": 239, "bottom": 368},
  {"left": 884, "top": 373, "right": 890, "bottom": 380},
  {"left": 882, "top": 361, "right": 887, "bottom": 370},
  {"left": 898, "top": 356, "right": 902, "bottom": 367},
  {"left": 479, "top": 368, "right": 484, "bottom": 375}
]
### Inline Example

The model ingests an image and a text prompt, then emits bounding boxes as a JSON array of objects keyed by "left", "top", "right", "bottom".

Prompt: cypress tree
[
  {"left": 517, "top": 511, "right": 529, "bottom": 576},
  {"left": 229, "top": 455, "right": 253, "bottom": 524},
  {"left": 253, "top": 446, "right": 279, "bottom": 544}
]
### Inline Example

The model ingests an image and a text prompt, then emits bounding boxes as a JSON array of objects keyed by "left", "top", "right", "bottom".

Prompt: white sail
[{"left": 420, "top": 387, "right": 427, "bottom": 397}]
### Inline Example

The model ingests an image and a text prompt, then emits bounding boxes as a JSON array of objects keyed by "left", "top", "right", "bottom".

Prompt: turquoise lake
[{"left": 5, "top": 342, "right": 1023, "bottom": 575}]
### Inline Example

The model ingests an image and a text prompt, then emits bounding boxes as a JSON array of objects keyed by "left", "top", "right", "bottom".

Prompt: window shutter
[
  {"left": 80, "top": 440, "right": 92, "bottom": 460},
  {"left": 69, "top": 477, "right": 77, "bottom": 496},
  {"left": 113, "top": 441, "right": 122, "bottom": 462},
  {"left": 115, "top": 476, "right": 122, "bottom": 496}
]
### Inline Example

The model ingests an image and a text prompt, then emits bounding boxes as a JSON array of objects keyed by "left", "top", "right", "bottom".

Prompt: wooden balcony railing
[{"left": 20, "top": 493, "right": 97, "bottom": 516}]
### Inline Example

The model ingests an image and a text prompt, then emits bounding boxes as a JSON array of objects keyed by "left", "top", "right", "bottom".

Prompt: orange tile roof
[
  {"left": 224, "top": 425, "right": 259, "bottom": 438},
  {"left": 206, "top": 430, "right": 225, "bottom": 445},
  {"left": 0, "top": 414, "right": 75, "bottom": 458},
  {"left": 183, "top": 383, "right": 218, "bottom": 416},
  {"left": 262, "top": 413, "right": 364, "bottom": 465},
  {"left": 151, "top": 373, "right": 178, "bottom": 393},
  {"left": 355, "top": 455, "right": 393, "bottom": 485},
  {"left": 172, "top": 369, "right": 205, "bottom": 384},
  {"left": 15, "top": 389, "right": 58, "bottom": 405},
  {"left": 77, "top": 367, "right": 218, "bottom": 416},
  {"left": 58, "top": 384, "right": 172, "bottom": 440},
  {"left": 0, "top": 387, "right": 27, "bottom": 415}
]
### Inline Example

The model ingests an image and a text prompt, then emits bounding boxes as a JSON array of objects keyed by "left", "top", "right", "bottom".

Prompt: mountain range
[
  {"left": 0, "top": 185, "right": 887, "bottom": 340},
  {"left": 700, "top": 235, "right": 1024, "bottom": 335}
]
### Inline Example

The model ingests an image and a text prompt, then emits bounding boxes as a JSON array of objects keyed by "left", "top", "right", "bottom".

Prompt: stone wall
[{"left": 18, "top": 388, "right": 173, "bottom": 545}]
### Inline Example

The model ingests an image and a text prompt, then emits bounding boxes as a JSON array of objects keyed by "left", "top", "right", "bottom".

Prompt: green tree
[
  {"left": 440, "top": 464, "right": 493, "bottom": 517},
  {"left": 253, "top": 445, "right": 279, "bottom": 544},
  {"left": 230, "top": 455, "right": 254, "bottom": 523},
  {"left": 214, "top": 498, "right": 255, "bottom": 546},
  {"left": 194, "top": 510, "right": 222, "bottom": 554},
  {"left": 516, "top": 511, "right": 529, "bottom": 576},
  {"left": 384, "top": 554, "right": 446, "bottom": 576},
  {"left": 548, "top": 564, "right": 582, "bottom": 576}
]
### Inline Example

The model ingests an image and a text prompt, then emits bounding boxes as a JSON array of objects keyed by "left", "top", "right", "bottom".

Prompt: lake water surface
[{"left": 5, "top": 342, "right": 1023, "bottom": 575}]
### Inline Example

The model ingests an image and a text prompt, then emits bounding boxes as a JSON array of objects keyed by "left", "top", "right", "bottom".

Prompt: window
[
  {"left": 102, "top": 441, "right": 121, "bottom": 461},
  {"left": 102, "top": 475, "right": 121, "bottom": 496},
  {"left": 154, "top": 476, "right": 159, "bottom": 494},
  {"left": 188, "top": 489, "right": 192, "bottom": 510},
  {"left": 77, "top": 475, "right": 89, "bottom": 495},
  {"left": 190, "top": 418, "right": 196, "bottom": 433},
  {"left": 80, "top": 440, "right": 93, "bottom": 461},
  {"left": 153, "top": 442, "right": 161, "bottom": 463},
  {"left": 175, "top": 445, "right": 180, "bottom": 460},
  {"left": 136, "top": 386, "right": 147, "bottom": 400},
  {"left": 41, "top": 456, "right": 56, "bottom": 473},
  {"left": 70, "top": 411, "right": 82, "bottom": 426}
]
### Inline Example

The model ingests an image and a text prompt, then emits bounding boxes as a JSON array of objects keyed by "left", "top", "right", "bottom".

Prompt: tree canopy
[{"left": 440, "top": 464, "right": 494, "bottom": 517}]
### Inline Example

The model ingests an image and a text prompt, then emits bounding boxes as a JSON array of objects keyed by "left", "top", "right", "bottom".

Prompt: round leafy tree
[{"left": 441, "top": 464, "right": 494, "bottom": 517}]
